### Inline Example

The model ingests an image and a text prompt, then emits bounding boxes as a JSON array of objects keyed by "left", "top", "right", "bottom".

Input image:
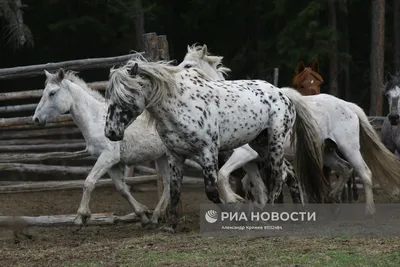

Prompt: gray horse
[{"left": 382, "top": 72, "right": 400, "bottom": 156}]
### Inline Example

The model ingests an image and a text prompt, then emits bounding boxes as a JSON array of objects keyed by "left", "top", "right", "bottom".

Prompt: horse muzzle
[{"left": 388, "top": 114, "right": 400, "bottom": 126}]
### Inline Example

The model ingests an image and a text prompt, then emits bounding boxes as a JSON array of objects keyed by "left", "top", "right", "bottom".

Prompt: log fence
[{"left": 0, "top": 32, "right": 176, "bottom": 186}]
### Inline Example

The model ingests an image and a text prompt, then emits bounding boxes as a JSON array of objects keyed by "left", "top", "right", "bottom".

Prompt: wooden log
[
  {"left": 0, "top": 114, "right": 72, "bottom": 128},
  {"left": 134, "top": 165, "right": 157, "bottom": 175},
  {"left": 0, "top": 54, "right": 141, "bottom": 80},
  {"left": 0, "top": 103, "right": 38, "bottom": 113},
  {"left": 0, "top": 163, "right": 92, "bottom": 174},
  {"left": 0, "top": 138, "right": 84, "bottom": 146},
  {"left": 0, "top": 150, "right": 90, "bottom": 163},
  {"left": 0, "top": 81, "right": 107, "bottom": 101},
  {"left": 0, "top": 142, "right": 86, "bottom": 153},
  {"left": 1, "top": 120, "right": 76, "bottom": 130},
  {"left": 0, "top": 176, "right": 203, "bottom": 194},
  {"left": 0, "top": 127, "right": 82, "bottom": 139},
  {"left": 0, "top": 213, "right": 140, "bottom": 227},
  {"left": 143, "top": 32, "right": 158, "bottom": 61}
]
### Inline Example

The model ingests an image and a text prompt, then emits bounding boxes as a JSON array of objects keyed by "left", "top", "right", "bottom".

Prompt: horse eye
[
  {"left": 184, "top": 64, "right": 192, "bottom": 69},
  {"left": 49, "top": 91, "right": 56, "bottom": 97}
]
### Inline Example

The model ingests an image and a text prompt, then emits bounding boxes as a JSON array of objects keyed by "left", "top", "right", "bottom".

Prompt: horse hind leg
[
  {"left": 217, "top": 144, "right": 257, "bottom": 204},
  {"left": 107, "top": 165, "right": 151, "bottom": 226},
  {"left": 337, "top": 145, "right": 375, "bottom": 216},
  {"left": 241, "top": 162, "right": 269, "bottom": 208},
  {"left": 250, "top": 127, "right": 289, "bottom": 205},
  {"left": 283, "top": 158, "right": 304, "bottom": 205},
  {"left": 150, "top": 155, "right": 172, "bottom": 225}
]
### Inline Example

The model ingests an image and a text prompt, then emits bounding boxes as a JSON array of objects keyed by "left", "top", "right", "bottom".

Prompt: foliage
[{"left": 0, "top": 0, "right": 396, "bottom": 112}]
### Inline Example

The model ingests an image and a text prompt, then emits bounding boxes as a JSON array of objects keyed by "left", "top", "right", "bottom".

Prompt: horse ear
[
  {"left": 386, "top": 72, "right": 393, "bottom": 82},
  {"left": 311, "top": 61, "right": 319, "bottom": 73},
  {"left": 297, "top": 61, "right": 305, "bottom": 74},
  {"left": 201, "top": 45, "right": 208, "bottom": 58},
  {"left": 44, "top": 70, "right": 52, "bottom": 78},
  {"left": 57, "top": 68, "right": 65, "bottom": 82},
  {"left": 129, "top": 63, "right": 139, "bottom": 76}
]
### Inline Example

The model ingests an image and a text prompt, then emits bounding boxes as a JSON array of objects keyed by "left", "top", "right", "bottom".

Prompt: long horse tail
[
  {"left": 345, "top": 102, "right": 400, "bottom": 195},
  {"left": 280, "top": 87, "right": 330, "bottom": 203}
]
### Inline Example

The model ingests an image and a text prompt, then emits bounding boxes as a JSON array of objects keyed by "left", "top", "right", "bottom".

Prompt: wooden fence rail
[{"left": 0, "top": 54, "right": 142, "bottom": 80}]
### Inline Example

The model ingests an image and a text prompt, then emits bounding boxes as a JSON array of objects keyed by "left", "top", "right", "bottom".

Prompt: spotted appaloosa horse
[
  {"left": 178, "top": 44, "right": 400, "bottom": 217},
  {"left": 104, "top": 54, "right": 329, "bottom": 232},
  {"left": 292, "top": 61, "right": 359, "bottom": 203}
]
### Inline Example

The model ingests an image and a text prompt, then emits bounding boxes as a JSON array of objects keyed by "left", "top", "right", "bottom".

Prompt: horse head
[{"left": 292, "top": 61, "right": 323, "bottom": 96}]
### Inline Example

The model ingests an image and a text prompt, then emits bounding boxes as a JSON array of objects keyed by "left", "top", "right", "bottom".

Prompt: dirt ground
[{"left": 0, "top": 184, "right": 400, "bottom": 267}]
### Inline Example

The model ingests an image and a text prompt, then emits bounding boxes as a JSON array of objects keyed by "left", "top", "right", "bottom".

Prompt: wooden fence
[{"left": 0, "top": 32, "right": 171, "bottom": 186}]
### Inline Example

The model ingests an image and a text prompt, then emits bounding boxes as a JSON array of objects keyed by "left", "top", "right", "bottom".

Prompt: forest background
[{"left": 0, "top": 0, "right": 393, "bottom": 116}]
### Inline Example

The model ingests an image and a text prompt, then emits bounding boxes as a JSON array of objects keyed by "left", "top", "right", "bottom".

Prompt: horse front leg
[
  {"left": 160, "top": 150, "right": 186, "bottom": 233},
  {"left": 74, "top": 152, "right": 119, "bottom": 227}
]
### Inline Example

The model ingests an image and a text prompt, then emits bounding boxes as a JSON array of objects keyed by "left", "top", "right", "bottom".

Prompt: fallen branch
[{"left": 0, "top": 212, "right": 140, "bottom": 227}]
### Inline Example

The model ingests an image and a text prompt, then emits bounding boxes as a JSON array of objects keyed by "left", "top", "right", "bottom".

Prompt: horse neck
[{"left": 67, "top": 85, "right": 107, "bottom": 142}]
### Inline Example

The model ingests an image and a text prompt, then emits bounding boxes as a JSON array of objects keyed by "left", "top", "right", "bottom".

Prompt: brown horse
[
  {"left": 292, "top": 61, "right": 359, "bottom": 203},
  {"left": 292, "top": 61, "right": 323, "bottom": 95}
]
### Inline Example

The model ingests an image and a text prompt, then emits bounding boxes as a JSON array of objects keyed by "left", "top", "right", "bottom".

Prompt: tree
[
  {"left": 394, "top": 0, "right": 400, "bottom": 70},
  {"left": 370, "top": 0, "right": 386, "bottom": 116},
  {"left": 328, "top": 0, "right": 338, "bottom": 96},
  {"left": 0, "top": 0, "right": 33, "bottom": 50},
  {"left": 134, "top": 0, "right": 145, "bottom": 51}
]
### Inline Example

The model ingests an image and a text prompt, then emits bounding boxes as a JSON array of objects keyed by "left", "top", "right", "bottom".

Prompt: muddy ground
[{"left": 0, "top": 183, "right": 400, "bottom": 267}]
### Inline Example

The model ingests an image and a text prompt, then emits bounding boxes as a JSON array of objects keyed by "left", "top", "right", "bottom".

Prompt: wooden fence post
[{"left": 273, "top": 68, "right": 279, "bottom": 86}]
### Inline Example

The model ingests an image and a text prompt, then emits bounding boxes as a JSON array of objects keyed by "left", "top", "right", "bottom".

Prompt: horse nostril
[{"left": 34, "top": 117, "right": 40, "bottom": 124}]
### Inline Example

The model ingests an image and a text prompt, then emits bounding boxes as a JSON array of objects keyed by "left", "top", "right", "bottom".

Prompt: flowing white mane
[
  {"left": 107, "top": 53, "right": 182, "bottom": 108},
  {"left": 45, "top": 70, "right": 105, "bottom": 102},
  {"left": 185, "top": 44, "right": 231, "bottom": 78}
]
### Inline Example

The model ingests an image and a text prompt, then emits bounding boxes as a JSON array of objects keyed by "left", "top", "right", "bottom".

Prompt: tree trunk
[
  {"left": 328, "top": 0, "right": 339, "bottom": 96},
  {"left": 134, "top": 0, "right": 145, "bottom": 51},
  {"left": 342, "top": 6, "right": 351, "bottom": 101},
  {"left": 370, "top": 0, "right": 386, "bottom": 116},
  {"left": 394, "top": 0, "right": 400, "bottom": 71}
]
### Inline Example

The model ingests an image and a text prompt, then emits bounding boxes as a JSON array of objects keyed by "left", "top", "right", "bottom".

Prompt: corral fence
[{"left": 0, "top": 32, "right": 197, "bottom": 197}]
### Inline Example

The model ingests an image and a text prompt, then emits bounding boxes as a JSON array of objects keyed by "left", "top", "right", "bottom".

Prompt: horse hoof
[
  {"left": 159, "top": 225, "right": 176, "bottom": 234},
  {"left": 205, "top": 187, "right": 222, "bottom": 204}
]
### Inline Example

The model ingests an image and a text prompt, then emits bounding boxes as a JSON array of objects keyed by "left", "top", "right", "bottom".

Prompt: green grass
[{"left": 43, "top": 232, "right": 400, "bottom": 267}]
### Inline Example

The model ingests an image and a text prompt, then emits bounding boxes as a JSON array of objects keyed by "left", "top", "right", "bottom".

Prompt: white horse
[
  {"left": 178, "top": 44, "right": 400, "bottom": 215},
  {"left": 104, "top": 55, "right": 329, "bottom": 232},
  {"left": 33, "top": 69, "right": 175, "bottom": 227}
]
